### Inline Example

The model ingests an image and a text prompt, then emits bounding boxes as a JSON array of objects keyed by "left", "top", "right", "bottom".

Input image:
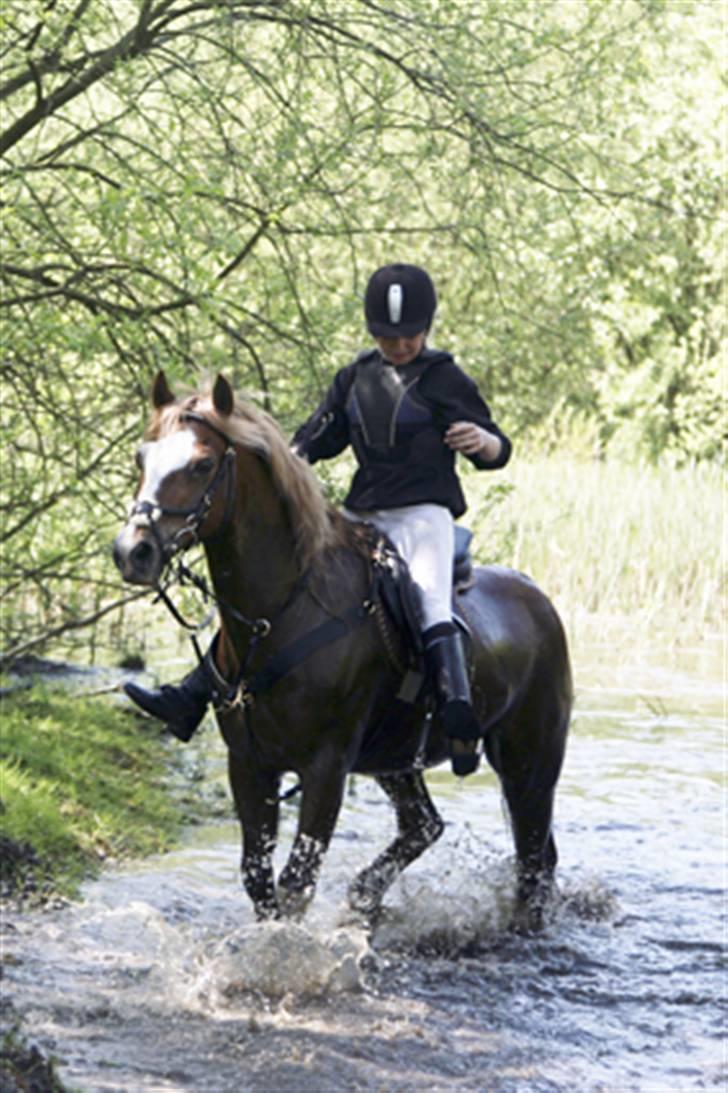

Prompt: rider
[{"left": 123, "top": 264, "right": 511, "bottom": 776}]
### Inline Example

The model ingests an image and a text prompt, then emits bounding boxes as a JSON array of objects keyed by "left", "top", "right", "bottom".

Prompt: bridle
[{"left": 126, "top": 410, "right": 237, "bottom": 564}]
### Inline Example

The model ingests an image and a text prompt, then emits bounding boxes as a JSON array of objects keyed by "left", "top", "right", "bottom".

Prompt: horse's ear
[
  {"left": 212, "top": 374, "right": 234, "bottom": 417},
  {"left": 151, "top": 371, "right": 175, "bottom": 408}
]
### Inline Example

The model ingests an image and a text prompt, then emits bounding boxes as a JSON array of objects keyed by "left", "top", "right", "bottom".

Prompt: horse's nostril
[{"left": 130, "top": 540, "right": 156, "bottom": 572}]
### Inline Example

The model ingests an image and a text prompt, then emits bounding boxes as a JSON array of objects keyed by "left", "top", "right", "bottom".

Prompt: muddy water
[{"left": 2, "top": 635, "right": 725, "bottom": 1092}]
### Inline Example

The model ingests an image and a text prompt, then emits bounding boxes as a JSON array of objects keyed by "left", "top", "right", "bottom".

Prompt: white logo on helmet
[{"left": 387, "top": 284, "right": 403, "bottom": 324}]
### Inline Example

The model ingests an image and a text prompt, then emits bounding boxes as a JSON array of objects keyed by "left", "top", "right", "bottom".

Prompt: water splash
[
  {"left": 367, "top": 827, "right": 517, "bottom": 956},
  {"left": 198, "top": 921, "right": 371, "bottom": 1002}
]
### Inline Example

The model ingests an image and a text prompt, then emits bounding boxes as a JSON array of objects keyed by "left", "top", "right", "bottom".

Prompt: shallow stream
[{"left": 2, "top": 633, "right": 725, "bottom": 1091}]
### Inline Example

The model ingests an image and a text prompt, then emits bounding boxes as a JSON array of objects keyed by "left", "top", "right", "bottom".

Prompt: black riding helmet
[{"left": 364, "top": 264, "right": 437, "bottom": 338}]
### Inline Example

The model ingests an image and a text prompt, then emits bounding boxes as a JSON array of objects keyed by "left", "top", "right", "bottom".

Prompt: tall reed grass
[
  {"left": 24, "top": 451, "right": 724, "bottom": 669},
  {"left": 465, "top": 455, "right": 724, "bottom": 645}
]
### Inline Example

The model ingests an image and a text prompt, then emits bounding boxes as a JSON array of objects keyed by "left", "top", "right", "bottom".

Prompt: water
[{"left": 2, "top": 636, "right": 725, "bottom": 1091}]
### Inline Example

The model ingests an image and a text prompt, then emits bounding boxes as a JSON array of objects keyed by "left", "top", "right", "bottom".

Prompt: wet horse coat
[{"left": 113, "top": 373, "right": 572, "bottom": 930}]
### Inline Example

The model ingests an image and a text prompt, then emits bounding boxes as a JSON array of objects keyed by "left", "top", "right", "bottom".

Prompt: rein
[
  {"left": 154, "top": 548, "right": 382, "bottom": 802},
  {"left": 155, "top": 553, "right": 380, "bottom": 714}
]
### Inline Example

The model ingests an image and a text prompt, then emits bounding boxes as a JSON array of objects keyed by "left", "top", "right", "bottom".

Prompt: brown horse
[{"left": 113, "top": 373, "right": 572, "bottom": 931}]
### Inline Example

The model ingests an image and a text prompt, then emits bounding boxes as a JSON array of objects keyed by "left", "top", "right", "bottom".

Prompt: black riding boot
[
  {"left": 123, "top": 656, "right": 213, "bottom": 742},
  {"left": 423, "top": 624, "right": 482, "bottom": 777}
]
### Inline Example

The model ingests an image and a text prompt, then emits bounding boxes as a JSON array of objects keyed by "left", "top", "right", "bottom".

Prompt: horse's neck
[{"left": 204, "top": 459, "right": 301, "bottom": 633}]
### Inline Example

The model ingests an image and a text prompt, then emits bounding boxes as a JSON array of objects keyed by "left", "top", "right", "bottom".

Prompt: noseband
[{"left": 127, "top": 411, "right": 237, "bottom": 562}]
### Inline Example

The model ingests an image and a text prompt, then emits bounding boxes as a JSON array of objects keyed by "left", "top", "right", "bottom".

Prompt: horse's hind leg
[
  {"left": 348, "top": 771, "right": 444, "bottom": 915},
  {"left": 501, "top": 774, "right": 559, "bottom": 934}
]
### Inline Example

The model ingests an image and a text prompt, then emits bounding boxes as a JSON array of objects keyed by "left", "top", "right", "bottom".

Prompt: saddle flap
[{"left": 373, "top": 524, "right": 475, "bottom": 659}]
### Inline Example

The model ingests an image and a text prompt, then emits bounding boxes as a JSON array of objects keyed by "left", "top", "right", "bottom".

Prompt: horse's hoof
[
  {"left": 347, "top": 881, "right": 383, "bottom": 917},
  {"left": 509, "top": 906, "right": 544, "bottom": 936},
  {"left": 254, "top": 903, "right": 281, "bottom": 922},
  {"left": 510, "top": 887, "right": 555, "bottom": 935},
  {"left": 339, "top": 901, "right": 383, "bottom": 933},
  {"left": 276, "top": 883, "right": 313, "bottom": 920}
]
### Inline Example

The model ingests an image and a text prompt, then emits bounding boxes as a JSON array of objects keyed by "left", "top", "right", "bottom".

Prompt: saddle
[
  {"left": 208, "top": 521, "right": 475, "bottom": 771},
  {"left": 373, "top": 523, "right": 474, "bottom": 660},
  {"left": 208, "top": 518, "right": 472, "bottom": 717},
  {"left": 353, "top": 525, "right": 475, "bottom": 770}
]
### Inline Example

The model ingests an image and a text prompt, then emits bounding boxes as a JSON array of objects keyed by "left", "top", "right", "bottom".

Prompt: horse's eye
[{"left": 190, "top": 458, "right": 215, "bottom": 477}]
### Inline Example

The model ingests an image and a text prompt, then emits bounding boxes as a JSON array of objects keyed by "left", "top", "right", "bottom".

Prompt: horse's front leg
[
  {"left": 227, "top": 750, "right": 281, "bottom": 920},
  {"left": 276, "top": 757, "right": 347, "bottom": 919}
]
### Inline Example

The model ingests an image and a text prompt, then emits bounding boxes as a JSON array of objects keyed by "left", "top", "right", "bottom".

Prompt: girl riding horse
[{"left": 123, "top": 264, "right": 511, "bottom": 776}]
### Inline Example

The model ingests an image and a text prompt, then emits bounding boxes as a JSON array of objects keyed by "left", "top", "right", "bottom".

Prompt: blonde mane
[{"left": 148, "top": 387, "right": 352, "bottom": 572}]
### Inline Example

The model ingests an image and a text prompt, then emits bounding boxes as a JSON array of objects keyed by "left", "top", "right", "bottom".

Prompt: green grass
[
  {"left": 318, "top": 448, "right": 723, "bottom": 643},
  {"left": 465, "top": 455, "right": 724, "bottom": 642},
  {"left": 0, "top": 688, "right": 191, "bottom": 900}
]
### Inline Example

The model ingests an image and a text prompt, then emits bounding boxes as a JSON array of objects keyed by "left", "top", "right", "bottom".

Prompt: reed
[{"left": 465, "top": 455, "right": 724, "bottom": 644}]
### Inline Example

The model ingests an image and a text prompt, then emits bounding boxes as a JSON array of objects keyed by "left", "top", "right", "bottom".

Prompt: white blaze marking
[{"left": 137, "top": 429, "right": 198, "bottom": 505}]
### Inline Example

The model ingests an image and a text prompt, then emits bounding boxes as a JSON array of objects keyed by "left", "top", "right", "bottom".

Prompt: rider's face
[{"left": 374, "top": 331, "right": 427, "bottom": 367}]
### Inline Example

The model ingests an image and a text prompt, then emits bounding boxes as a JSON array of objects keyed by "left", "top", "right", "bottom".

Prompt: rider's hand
[{"left": 444, "top": 421, "right": 502, "bottom": 460}]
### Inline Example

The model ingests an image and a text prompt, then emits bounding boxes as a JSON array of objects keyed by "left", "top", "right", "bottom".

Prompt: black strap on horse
[
  {"left": 214, "top": 598, "right": 378, "bottom": 712},
  {"left": 150, "top": 498, "right": 389, "bottom": 796}
]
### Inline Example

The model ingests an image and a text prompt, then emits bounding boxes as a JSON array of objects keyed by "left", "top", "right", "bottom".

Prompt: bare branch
[{"left": 0, "top": 589, "right": 152, "bottom": 668}]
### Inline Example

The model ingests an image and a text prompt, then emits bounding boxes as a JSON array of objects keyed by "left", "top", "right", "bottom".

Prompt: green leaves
[{"left": 0, "top": 0, "right": 723, "bottom": 655}]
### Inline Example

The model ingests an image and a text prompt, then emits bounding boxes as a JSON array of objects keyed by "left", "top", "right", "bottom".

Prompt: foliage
[
  {"left": 0, "top": 0, "right": 724, "bottom": 656},
  {"left": 0, "top": 688, "right": 191, "bottom": 898}
]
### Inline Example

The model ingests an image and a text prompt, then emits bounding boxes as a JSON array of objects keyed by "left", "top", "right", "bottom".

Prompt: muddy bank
[{"left": 0, "top": 1021, "right": 68, "bottom": 1093}]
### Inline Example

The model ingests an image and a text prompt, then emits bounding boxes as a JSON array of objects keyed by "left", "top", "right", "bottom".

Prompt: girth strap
[
  {"left": 206, "top": 600, "right": 376, "bottom": 713},
  {"left": 247, "top": 603, "right": 374, "bottom": 700}
]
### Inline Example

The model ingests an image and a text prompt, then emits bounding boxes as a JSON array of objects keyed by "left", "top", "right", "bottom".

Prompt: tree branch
[{"left": 0, "top": 589, "right": 152, "bottom": 668}]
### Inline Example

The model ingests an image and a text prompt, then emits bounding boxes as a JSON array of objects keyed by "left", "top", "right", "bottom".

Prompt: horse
[{"left": 113, "top": 372, "right": 572, "bottom": 932}]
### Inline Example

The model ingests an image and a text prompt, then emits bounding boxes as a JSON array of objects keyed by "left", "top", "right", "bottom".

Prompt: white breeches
[{"left": 344, "top": 503, "right": 454, "bottom": 630}]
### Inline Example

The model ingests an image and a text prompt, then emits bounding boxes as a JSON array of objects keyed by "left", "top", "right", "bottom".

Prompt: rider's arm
[
  {"left": 290, "top": 363, "right": 356, "bottom": 463},
  {"left": 444, "top": 421, "right": 505, "bottom": 462},
  {"left": 422, "top": 359, "right": 512, "bottom": 470}
]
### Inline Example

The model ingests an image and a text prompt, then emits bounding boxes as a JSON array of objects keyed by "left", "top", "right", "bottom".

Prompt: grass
[
  {"left": 0, "top": 687, "right": 195, "bottom": 901},
  {"left": 464, "top": 454, "right": 724, "bottom": 643}
]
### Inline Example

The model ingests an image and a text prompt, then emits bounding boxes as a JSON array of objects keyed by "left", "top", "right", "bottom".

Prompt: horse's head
[{"left": 113, "top": 371, "right": 237, "bottom": 586}]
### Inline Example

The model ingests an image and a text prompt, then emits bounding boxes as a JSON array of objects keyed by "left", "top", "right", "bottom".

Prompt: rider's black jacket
[{"left": 291, "top": 348, "right": 511, "bottom": 518}]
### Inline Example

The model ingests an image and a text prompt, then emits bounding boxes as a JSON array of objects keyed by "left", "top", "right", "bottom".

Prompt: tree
[{"left": 0, "top": 0, "right": 723, "bottom": 659}]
